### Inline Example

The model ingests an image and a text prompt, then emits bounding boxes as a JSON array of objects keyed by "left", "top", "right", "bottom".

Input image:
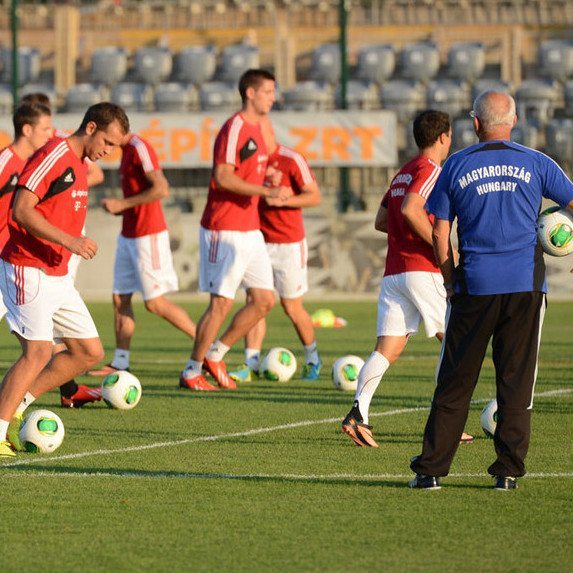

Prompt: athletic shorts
[
  {"left": 199, "top": 226, "right": 274, "bottom": 299},
  {"left": 0, "top": 259, "right": 99, "bottom": 341},
  {"left": 113, "top": 230, "right": 179, "bottom": 301},
  {"left": 266, "top": 239, "right": 308, "bottom": 299},
  {"left": 376, "top": 271, "right": 446, "bottom": 338}
]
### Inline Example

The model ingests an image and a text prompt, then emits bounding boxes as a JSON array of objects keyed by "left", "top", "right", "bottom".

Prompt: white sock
[
  {"left": 182, "top": 359, "right": 203, "bottom": 379},
  {"left": 15, "top": 392, "right": 36, "bottom": 416},
  {"left": 0, "top": 419, "right": 9, "bottom": 441},
  {"left": 304, "top": 341, "right": 320, "bottom": 365},
  {"left": 206, "top": 341, "right": 230, "bottom": 362},
  {"left": 111, "top": 349, "right": 130, "bottom": 370},
  {"left": 355, "top": 351, "right": 390, "bottom": 424},
  {"left": 245, "top": 348, "right": 261, "bottom": 371}
]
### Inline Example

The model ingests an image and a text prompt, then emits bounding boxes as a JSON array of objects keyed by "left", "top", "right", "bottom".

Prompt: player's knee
[
  {"left": 144, "top": 297, "right": 163, "bottom": 315},
  {"left": 254, "top": 291, "right": 275, "bottom": 316},
  {"left": 280, "top": 298, "right": 302, "bottom": 319},
  {"left": 81, "top": 341, "right": 105, "bottom": 368}
]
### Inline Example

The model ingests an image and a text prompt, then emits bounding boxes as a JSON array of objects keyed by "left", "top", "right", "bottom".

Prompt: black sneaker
[
  {"left": 408, "top": 474, "right": 441, "bottom": 490},
  {"left": 493, "top": 476, "right": 518, "bottom": 490},
  {"left": 341, "top": 401, "right": 379, "bottom": 447}
]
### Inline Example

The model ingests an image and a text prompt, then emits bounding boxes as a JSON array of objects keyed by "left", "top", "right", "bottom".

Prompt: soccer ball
[
  {"left": 332, "top": 355, "right": 365, "bottom": 392},
  {"left": 480, "top": 399, "right": 498, "bottom": 438},
  {"left": 537, "top": 206, "right": 573, "bottom": 256},
  {"left": 102, "top": 371, "right": 142, "bottom": 410},
  {"left": 19, "top": 409, "right": 65, "bottom": 453},
  {"left": 261, "top": 347, "right": 297, "bottom": 382}
]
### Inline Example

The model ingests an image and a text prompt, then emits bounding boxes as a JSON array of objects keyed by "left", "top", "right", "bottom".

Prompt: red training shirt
[
  {"left": 382, "top": 155, "right": 441, "bottom": 276},
  {"left": 0, "top": 146, "right": 26, "bottom": 250},
  {"left": 201, "top": 112, "right": 268, "bottom": 231}
]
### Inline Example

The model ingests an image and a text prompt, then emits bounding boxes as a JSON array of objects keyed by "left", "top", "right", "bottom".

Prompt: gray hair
[{"left": 472, "top": 90, "right": 516, "bottom": 129}]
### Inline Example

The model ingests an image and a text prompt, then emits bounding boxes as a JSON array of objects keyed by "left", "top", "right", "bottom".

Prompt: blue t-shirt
[{"left": 427, "top": 140, "right": 573, "bottom": 295}]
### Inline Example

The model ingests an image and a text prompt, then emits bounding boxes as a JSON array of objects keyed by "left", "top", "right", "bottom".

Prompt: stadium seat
[
  {"left": 282, "top": 81, "right": 334, "bottom": 111},
  {"left": 451, "top": 118, "right": 478, "bottom": 152},
  {"left": 356, "top": 44, "right": 395, "bottom": 85},
  {"left": 199, "top": 81, "right": 242, "bottom": 111},
  {"left": 380, "top": 80, "right": 425, "bottom": 123},
  {"left": 564, "top": 80, "right": 573, "bottom": 116},
  {"left": 511, "top": 121, "right": 539, "bottom": 149},
  {"left": 20, "top": 83, "right": 57, "bottom": 107},
  {"left": 335, "top": 80, "right": 379, "bottom": 110},
  {"left": 174, "top": 46, "right": 217, "bottom": 86},
  {"left": 537, "top": 40, "right": 573, "bottom": 83},
  {"left": 91, "top": 46, "right": 128, "bottom": 87},
  {"left": 426, "top": 80, "right": 469, "bottom": 119},
  {"left": 399, "top": 42, "right": 440, "bottom": 83},
  {"left": 471, "top": 79, "right": 513, "bottom": 101},
  {"left": 135, "top": 47, "right": 173, "bottom": 85},
  {"left": 111, "top": 82, "right": 154, "bottom": 112},
  {"left": 515, "top": 79, "right": 560, "bottom": 128},
  {"left": 0, "top": 84, "right": 12, "bottom": 114},
  {"left": 447, "top": 42, "right": 486, "bottom": 82},
  {"left": 545, "top": 118, "right": 573, "bottom": 165},
  {"left": 220, "top": 45, "right": 259, "bottom": 83},
  {"left": 310, "top": 43, "right": 341, "bottom": 84},
  {"left": 155, "top": 82, "right": 198, "bottom": 112},
  {"left": 1, "top": 47, "right": 41, "bottom": 86},
  {"left": 65, "top": 83, "right": 107, "bottom": 113}
]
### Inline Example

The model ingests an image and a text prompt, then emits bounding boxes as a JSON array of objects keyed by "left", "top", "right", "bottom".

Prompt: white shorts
[
  {"left": 0, "top": 259, "right": 99, "bottom": 341},
  {"left": 199, "top": 226, "right": 274, "bottom": 299},
  {"left": 113, "top": 230, "right": 179, "bottom": 301},
  {"left": 377, "top": 271, "right": 446, "bottom": 338},
  {"left": 67, "top": 252, "right": 81, "bottom": 283},
  {"left": 267, "top": 239, "right": 308, "bottom": 299}
]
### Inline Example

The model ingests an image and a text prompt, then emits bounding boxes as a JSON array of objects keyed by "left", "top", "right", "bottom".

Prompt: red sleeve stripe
[
  {"left": 418, "top": 164, "right": 441, "bottom": 199},
  {"left": 132, "top": 136, "right": 155, "bottom": 173},
  {"left": 25, "top": 141, "right": 68, "bottom": 192},
  {"left": 0, "top": 148, "right": 13, "bottom": 173},
  {"left": 225, "top": 115, "right": 243, "bottom": 165},
  {"left": 279, "top": 146, "right": 314, "bottom": 185}
]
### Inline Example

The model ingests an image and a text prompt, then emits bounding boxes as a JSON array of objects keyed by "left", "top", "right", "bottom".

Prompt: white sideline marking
[{"left": 1, "top": 387, "right": 571, "bottom": 469}]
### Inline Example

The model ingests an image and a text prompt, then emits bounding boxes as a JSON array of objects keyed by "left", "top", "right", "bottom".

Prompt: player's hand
[
  {"left": 68, "top": 236, "right": 98, "bottom": 260},
  {"left": 101, "top": 197, "right": 125, "bottom": 215},
  {"left": 268, "top": 186, "right": 293, "bottom": 201},
  {"left": 265, "top": 196, "right": 283, "bottom": 207},
  {"left": 265, "top": 166, "right": 283, "bottom": 187}
]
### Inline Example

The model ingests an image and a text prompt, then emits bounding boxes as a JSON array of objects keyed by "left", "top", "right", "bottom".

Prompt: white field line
[{"left": 1, "top": 387, "right": 571, "bottom": 470}]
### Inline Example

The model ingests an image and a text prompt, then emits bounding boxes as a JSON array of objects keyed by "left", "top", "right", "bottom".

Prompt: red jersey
[
  {"left": 0, "top": 146, "right": 26, "bottom": 250},
  {"left": 119, "top": 135, "right": 167, "bottom": 238},
  {"left": 382, "top": 155, "right": 441, "bottom": 276},
  {"left": 2, "top": 138, "right": 89, "bottom": 276},
  {"left": 201, "top": 112, "right": 268, "bottom": 231},
  {"left": 259, "top": 145, "right": 314, "bottom": 244}
]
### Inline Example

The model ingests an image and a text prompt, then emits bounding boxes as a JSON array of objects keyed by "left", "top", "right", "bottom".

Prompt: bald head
[{"left": 472, "top": 91, "right": 517, "bottom": 139}]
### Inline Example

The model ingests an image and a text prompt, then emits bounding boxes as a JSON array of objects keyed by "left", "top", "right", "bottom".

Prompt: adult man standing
[
  {"left": 229, "top": 116, "right": 322, "bottom": 383},
  {"left": 409, "top": 91, "right": 573, "bottom": 490},
  {"left": 179, "top": 68, "right": 291, "bottom": 392},
  {"left": 0, "top": 102, "right": 129, "bottom": 457},
  {"left": 88, "top": 133, "right": 197, "bottom": 376},
  {"left": 341, "top": 110, "right": 477, "bottom": 447}
]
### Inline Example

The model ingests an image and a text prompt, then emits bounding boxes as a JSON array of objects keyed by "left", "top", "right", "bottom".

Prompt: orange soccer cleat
[
  {"left": 179, "top": 373, "right": 219, "bottom": 392},
  {"left": 60, "top": 384, "right": 103, "bottom": 408},
  {"left": 203, "top": 358, "right": 237, "bottom": 390}
]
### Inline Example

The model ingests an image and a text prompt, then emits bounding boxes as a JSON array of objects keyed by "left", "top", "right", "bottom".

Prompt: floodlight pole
[
  {"left": 11, "top": 0, "right": 19, "bottom": 109},
  {"left": 339, "top": 0, "right": 351, "bottom": 212}
]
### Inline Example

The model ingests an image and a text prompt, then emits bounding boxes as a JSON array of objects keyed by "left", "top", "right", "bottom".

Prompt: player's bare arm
[
  {"left": 374, "top": 204, "right": 388, "bottom": 233},
  {"left": 101, "top": 170, "right": 169, "bottom": 215},
  {"left": 401, "top": 192, "right": 434, "bottom": 246},
  {"left": 265, "top": 181, "right": 320, "bottom": 208},
  {"left": 214, "top": 163, "right": 277, "bottom": 198},
  {"left": 432, "top": 217, "right": 454, "bottom": 293},
  {"left": 12, "top": 187, "right": 97, "bottom": 259},
  {"left": 86, "top": 161, "right": 104, "bottom": 187}
]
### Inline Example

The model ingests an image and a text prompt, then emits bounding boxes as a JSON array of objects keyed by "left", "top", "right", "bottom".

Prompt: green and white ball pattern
[
  {"left": 332, "top": 355, "right": 365, "bottom": 392},
  {"left": 537, "top": 206, "right": 573, "bottom": 257},
  {"left": 102, "top": 371, "right": 142, "bottom": 410},
  {"left": 262, "top": 347, "right": 297, "bottom": 382},
  {"left": 19, "top": 409, "right": 65, "bottom": 453}
]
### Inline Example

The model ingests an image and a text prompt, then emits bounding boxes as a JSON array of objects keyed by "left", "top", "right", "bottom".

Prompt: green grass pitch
[{"left": 0, "top": 299, "right": 571, "bottom": 572}]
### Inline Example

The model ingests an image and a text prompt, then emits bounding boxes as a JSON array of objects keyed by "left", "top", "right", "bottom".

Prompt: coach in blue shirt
[{"left": 409, "top": 90, "right": 573, "bottom": 490}]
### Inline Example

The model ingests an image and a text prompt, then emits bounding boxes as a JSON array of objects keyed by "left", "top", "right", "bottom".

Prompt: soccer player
[
  {"left": 0, "top": 102, "right": 130, "bottom": 458},
  {"left": 409, "top": 91, "right": 573, "bottom": 490},
  {"left": 341, "top": 110, "right": 473, "bottom": 448},
  {"left": 88, "top": 132, "right": 197, "bottom": 376},
  {"left": 178, "top": 68, "right": 291, "bottom": 392},
  {"left": 229, "top": 116, "right": 322, "bottom": 382}
]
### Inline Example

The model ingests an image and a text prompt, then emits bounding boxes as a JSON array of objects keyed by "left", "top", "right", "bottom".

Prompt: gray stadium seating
[
  {"left": 515, "top": 79, "right": 560, "bottom": 128},
  {"left": 538, "top": 40, "right": 573, "bottom": 83},
  {"left": 174, "top": 46, "right": 217, "bottom": 86},
  {"left": 399, "top": 42, "right": 440, "bottom": 83},
  {"left": 65, "top": 83, "right": 106, "bottom": 113},
  {"left": 451, "top": 118, "right": 478, "bottom": 152},
  {"left": 511, "top": 121, "right": 539, "bottom": 149},
  {"left": 356, "top": 44, "right": 395, "bottom": 85},
  {"left": 220, "top": 45, "right": 259, "bottom": 83},
  {"left": 199, "top": 81, "right": 242, "bottom": 112},
  {"left": 426, "top": 80, "right": 469, "bottom": 118},
  {"left": 564, "top": 80, "right": 573, "bottom": 116},
  {"left": 111, "top": 82, "right": 154, "bottom": 112},
  {"left": 380, "top": 80, "right": 425, "bottom": 123},
  {"left": 335, "top": 80, "right": 379, "bottom": 110},
  {"left": 135, "top": 47, "right": 173, "bottom": 85},
  {"left": 0, "top": 84, "right": 12, "bottom": 114},
  {"left": 282, "top": 81, "right": 334, "bottom": 111},
  {"left": 310, "top": 43, "right": 341, "bottom": 84},
  {"left": 1, "top": 47, "right": 41, "bottom": 86},
  {"left": 91, "top": 47, "right": 128, "bottom": 87},
  {"left": 20, "top": 84, "right": 57, "bottom": 107},
  {"left": 545, "top": 118, "right": 573, "bottom": 165},
  {"left": 155, "top": 82, "right": 198, "bottom": 112},
  {"left": 448, "top": 42, "right": 486, "bottom": 82}
]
